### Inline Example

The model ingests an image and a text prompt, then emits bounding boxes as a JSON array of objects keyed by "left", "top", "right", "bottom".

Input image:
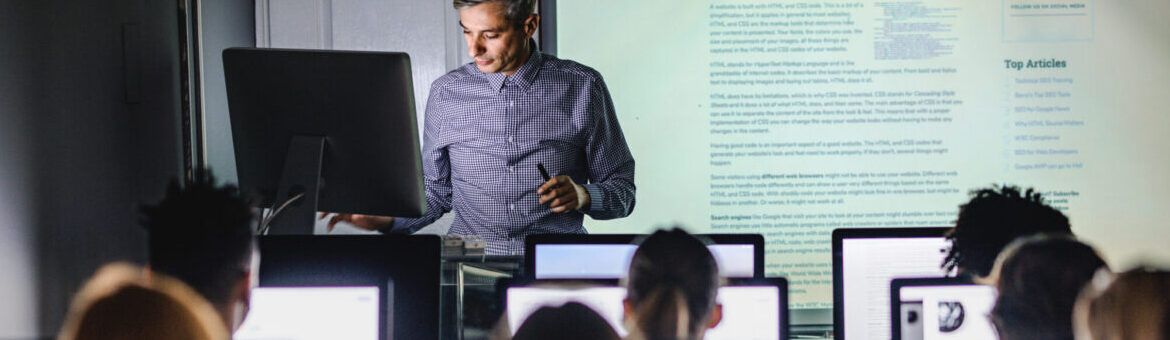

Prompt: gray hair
[{"left": 453, "top": 0, "right": 537, "bottom": 28}]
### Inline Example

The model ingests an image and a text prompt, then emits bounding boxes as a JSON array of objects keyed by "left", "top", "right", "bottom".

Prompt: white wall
[
  {"left": 0, "top": 0, "right": 183, "bottom": 336},
  {"left": 257, "top": 0, "right": 469, "bottom": 114}
]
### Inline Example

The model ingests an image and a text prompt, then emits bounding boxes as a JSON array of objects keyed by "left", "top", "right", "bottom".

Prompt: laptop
[
  {"left": 832, "top": 227, "right": 952, "bottom": 340},
  {"left": 502, "top": 278, "right": 787, "bottom": 340},
  {"left": 891, "top": 278, "right": 997, "bottom": 340},
  {"left": 524, "top": 234, "right": 764, "bottom": 279}
]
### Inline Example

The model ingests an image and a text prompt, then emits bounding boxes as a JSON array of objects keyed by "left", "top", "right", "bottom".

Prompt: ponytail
[
  {"left": 631, "top": 286, "right": 700, "bottom": 340},
  {"left": 625, "top": 228, "right": 721, "bottom": 340}
]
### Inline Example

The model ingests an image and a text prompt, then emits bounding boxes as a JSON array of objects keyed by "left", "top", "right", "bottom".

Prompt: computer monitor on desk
[
  {"left": 832, "top": 227, "right": 953, "bottom": 340},
  {"left": 236, "top": 286, "right": 380, "bottom": 340},
  {"left": 524, "top": 234, "right": 764, "bottom": 279},
  {"left": 502, "top": 278, "right": 788, "bottom": 340},
  {"left": 891, "top": 277, "right": 997, "bottom": 340},
  {"left": 257, "top": 235, "right": 442, "bottom": 339},
  {"left": 223, "top": 48, "right": 425, "bottom": 234}
]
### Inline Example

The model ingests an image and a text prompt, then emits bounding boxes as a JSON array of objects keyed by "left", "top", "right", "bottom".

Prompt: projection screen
[{"left": 550, "top": 0, "right": 1170, "bottom": 312}]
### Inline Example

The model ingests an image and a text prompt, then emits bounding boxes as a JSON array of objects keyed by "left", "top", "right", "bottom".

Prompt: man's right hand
[{"left": 317, "top": 212, "right": 394, "bottom": 232}]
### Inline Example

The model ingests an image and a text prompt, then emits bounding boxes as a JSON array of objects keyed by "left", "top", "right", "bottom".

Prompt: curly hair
[
  {"left": 140, "top": 170, "right": 255, "bottom": 306},
  {"left": 942, "top": 185, "right": 1071, "bottom": 277}
]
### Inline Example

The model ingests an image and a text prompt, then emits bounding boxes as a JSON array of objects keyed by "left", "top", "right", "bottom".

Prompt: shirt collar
[{"left": 484, "top": 39, "right": 543, "bottom": 93}]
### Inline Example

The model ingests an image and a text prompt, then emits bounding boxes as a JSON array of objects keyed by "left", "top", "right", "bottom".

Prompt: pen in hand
[{"left": 537, "top": 163, "right": 551, "bottom": 181}]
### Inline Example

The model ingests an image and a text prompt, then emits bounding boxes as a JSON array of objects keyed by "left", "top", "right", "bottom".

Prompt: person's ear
[
  {"left": 237, "top": 269, "right": 254, "bottom": 307},
  {"left": 622, "top": 297, "right": 634, "bottom": 323},
  {"left": 522, "top": 14, "right": 540, "bottom": 38},
  {"left": 142, "top": 265, "right": 155, "bottom": 283},
  {"left": 706, "top": 303, "right": 723, "bottom": 329},
  {"left": 622, "top": 298, "right": 642, "bottom": 337},
  {"left": 230, "top": 270, "right": 254, "bottom": 330}
]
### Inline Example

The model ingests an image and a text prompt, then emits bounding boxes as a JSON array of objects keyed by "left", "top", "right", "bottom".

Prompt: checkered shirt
[{"left": 390, "top": 49, "right": 636, "bottom": 255}]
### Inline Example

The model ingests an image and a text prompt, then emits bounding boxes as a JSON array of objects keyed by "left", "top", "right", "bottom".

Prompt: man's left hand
[{"left": 538, "top": 175, "right": 590, "bottom": 213}]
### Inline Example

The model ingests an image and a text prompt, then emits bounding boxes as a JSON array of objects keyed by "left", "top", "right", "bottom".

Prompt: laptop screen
[
  {"left": 894, "top": 282, "right": 997, "bottom": 340},
  {"left": 533, "top": 244, "right": 757, "bottom": 279},
  {"left": 506, "top": 285, "right": 783, "bottom": 340},
  {"left": 235, "top": 287, "right": 380, "bottom": 340},
  {"left": 837, "top": 230, "right": 951, "bottom": 340}
]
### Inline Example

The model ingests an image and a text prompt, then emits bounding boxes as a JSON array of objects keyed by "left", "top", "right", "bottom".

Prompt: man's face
[{"left": 459, "top": 2, "right": 536, "bottom": 75}]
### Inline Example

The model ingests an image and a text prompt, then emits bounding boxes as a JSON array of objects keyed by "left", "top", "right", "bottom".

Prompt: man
[
  {"left": 326, "top": 0, "right": 636, "bottom": 255},
  {"left": 942, "top": 185, "right": 1073, "bottom": 279},
  {"left": 141, "top": 170, "right": 258, "bottom": 332}
]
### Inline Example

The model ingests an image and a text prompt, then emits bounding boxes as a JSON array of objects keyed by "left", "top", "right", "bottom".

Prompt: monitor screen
[
  {"left": 533, "top": 244, "right": 756, "bottom": 279},
  {"left": 839, "top": 234, "right": 951, "bottom": 339},
  {"left": 235, "top": 287, "right": 380, "bottom": 340},
  {"left": 506, "top": 286, "right": 627, "bottom": 336},
  {"left": 506, "top": 285, "right": 783, "bottom": 340},
  {"left": 894, "top": 283, "right": 997, "bottom": 340}
]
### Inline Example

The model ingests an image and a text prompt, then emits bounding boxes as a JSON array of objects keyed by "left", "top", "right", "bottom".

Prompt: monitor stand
[{"left": 267, "top": 135, "right": 325, "bottom": 235}]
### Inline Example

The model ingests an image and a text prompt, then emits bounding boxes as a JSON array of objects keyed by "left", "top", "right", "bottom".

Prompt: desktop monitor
[
  {"left": 524, "top": 234, "right": 764, "bottom": 279},
  {"left": 832, "top": 227, "right": 952, "bottom": 340},
  {"left": 502, "top": 278, "right": 788, "bottom": 340},
  {"left": 223, "top": 48, "right": 425, "bottom": 234},
  {"left": 891, "top": 278, "right": 997, "bottom": 340},
  {"left": 257, "top": 235, "right": 442, "bottom": 339},
  {"left": 235, "top": 286, "right": 380, "bottom": 340}
]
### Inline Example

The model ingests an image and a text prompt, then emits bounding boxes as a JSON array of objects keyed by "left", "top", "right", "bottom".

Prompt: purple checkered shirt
[{"left": 390, "top": 48, "right": 636, "bottom": 255}]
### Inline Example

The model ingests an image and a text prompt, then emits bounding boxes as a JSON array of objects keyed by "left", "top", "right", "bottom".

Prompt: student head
[
  {"left": 512, "top": 302, "right": 620, "bottom": 340},
  {"left": 141, "top": 170, "right": 257, "bottom": 331},
  {"left": 1074, "top": 267, "right": 1170, "bottom": 340},
  {"left": 57, "top": 263, "right": 229, "bottom": 340},
  {"left": 453, "top": 0, "right": 539, "bottom": 75},
  {"left": 942, "top": 185, "right": 1072, "bottom": 278},
  {"left": 989, "top": 234, "right": 1108, "bottom": 340},
  {"left": 623, "top": 227, "right": 723, "bottom": 340}
]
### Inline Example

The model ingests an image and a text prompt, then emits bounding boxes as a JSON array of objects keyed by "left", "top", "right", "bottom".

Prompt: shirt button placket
[{"left": 505, "top": 91, "right": 516, "bottom": 223}]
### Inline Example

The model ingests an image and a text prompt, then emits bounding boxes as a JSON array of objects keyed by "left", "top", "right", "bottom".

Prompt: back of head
[
  {"left": 512, "top": 302, "right": 620, "bottom": 340},
  {"left": 141, "top": 169, "right": 255, "bottom": 308},
  {"left": 1075, "top": 267, "right": 1170, "bottom": 340},
  {"left": 943, "top": 185, "right": 1072, "bottom": 277},
  {"left": 625, "top": 228, "right": 721, "bottom": 340},
  {"left": 990, "top": 234, "right": 1108, "bottom": 340},
  {"left": 58, "top": 263, "right": 229, "bottom": 340}
]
